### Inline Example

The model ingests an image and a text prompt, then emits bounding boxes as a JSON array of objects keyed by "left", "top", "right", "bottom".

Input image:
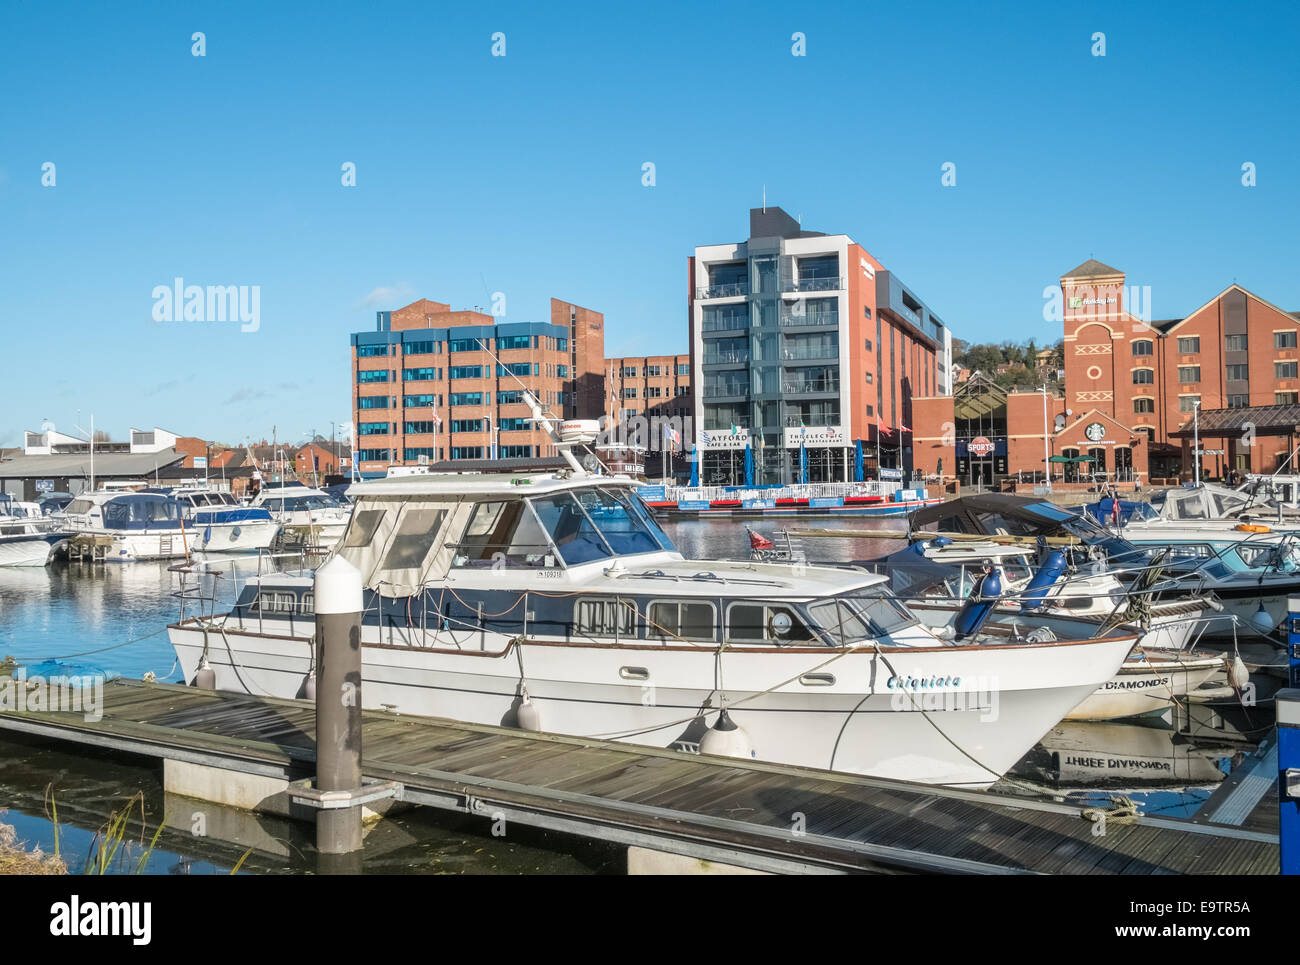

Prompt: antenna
[
  {"left": 473, "top": 338, "right": 610, "bottom": 476},
  {"left": 762, "top": 185, "right": 766, "bottom": 213}
]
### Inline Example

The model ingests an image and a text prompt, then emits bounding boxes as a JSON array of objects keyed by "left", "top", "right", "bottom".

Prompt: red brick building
[
  {"left": 912, "top": 259, "right": 1300, "bottom": 486},
  {"left": 601, "top": 354, "right": 692, "bottom": 477},
  {"left": 350, "top": 297, "right": 605, "bottom": 475}
]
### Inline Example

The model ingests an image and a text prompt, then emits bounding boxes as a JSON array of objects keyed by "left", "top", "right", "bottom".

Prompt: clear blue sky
[{"left": 2, "top": 0, "right": 1297, "bottom": 446}]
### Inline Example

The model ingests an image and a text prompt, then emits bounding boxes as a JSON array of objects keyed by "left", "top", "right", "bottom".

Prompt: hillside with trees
[{"left": 952, "top": 337, "right": 1064, "bottom": 390}]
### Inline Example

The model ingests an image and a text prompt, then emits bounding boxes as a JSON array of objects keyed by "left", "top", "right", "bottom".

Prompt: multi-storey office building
[
  {"left": 601, "top": 354, "right": 692, "bottom": 478},
  {"left": 350, "top": 297, "right": 604, "bottom": 475},
  {"left": 911, "top": 259, "right": 1300, "bottom": 485},
  {"left": 689, "top": 206, "right": 954, "bottom": 485}
]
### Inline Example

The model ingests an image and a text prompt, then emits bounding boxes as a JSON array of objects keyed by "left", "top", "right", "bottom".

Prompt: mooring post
[
  {"left": 313, "top": 555, "right": 364, "bottom": 859},
  {"left": 1280, "top": 689, "right": 1300, "bottom": 876}
]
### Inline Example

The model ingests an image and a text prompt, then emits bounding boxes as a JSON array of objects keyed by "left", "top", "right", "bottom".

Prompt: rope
[
  {"left": 3, "top": 626, "right": 169, "bottom": 662},
  {"left": 1081, "top": 795, "right": 1142, "bottom": 826}
]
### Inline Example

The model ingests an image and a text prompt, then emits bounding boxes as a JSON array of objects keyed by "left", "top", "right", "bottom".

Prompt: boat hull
[
  {"left": 0, "top": 533, "right": 62, "bottom": 567},
  {"left": 189, "top": 519, "right": 281, "bottom": 553},
  {"left": 1063, "top": 651, "right": 1224, "bottom": 721},
  {"left": 169, "top": 620, "right": 1135, "bottom": 788}
]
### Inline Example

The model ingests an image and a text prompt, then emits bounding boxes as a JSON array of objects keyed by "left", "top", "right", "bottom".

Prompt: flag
[
  {"left": 730, "top": 425, "right": 738, "bottom": 436},
  {"left": 899, "top": 423, "right": 912, "bottom": 433},
  {"left": 432, "top": 410, "right": 443, "bottom": 427},
  {"left": 701, "top": 430, "right": 712, "bottom": 447}
]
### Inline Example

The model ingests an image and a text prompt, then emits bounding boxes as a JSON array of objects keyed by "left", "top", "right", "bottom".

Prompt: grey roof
[
  {"left": 1169, "top": 404, "right": 1300, "bottom": 438},
  {"left": 419, "top": 456, "right": 571, "bottom": 474},
  {"left": 1061, "top": 258, "right": 1123, "bottom": 279},
  {"left": 0, "top": 448, "right": 185, "bottom": 479}
]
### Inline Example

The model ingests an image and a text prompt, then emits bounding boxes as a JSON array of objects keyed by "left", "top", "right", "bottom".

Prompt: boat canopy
[
  {"left": 337, "top": 483, "right": 676, "bottom": 597},
  {"left": 101, "top": 493, "right": 181, "bottom": 529}
]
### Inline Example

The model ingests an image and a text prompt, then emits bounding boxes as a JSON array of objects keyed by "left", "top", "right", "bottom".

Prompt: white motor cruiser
[
  {"left": 59, "top": 491, "right": 191, "bottom": 561},
  {"left": 167, "top": 400, "right": 1138, "bottom": 789},
  {"left": 0, "top": 495, "right": 64, "bottom": 566},
  {"left": 248, "top": 485, "right": 351, "bottom": 548},
  {"left": 171, "top": 488, "right": 281, "bottom": 553}
]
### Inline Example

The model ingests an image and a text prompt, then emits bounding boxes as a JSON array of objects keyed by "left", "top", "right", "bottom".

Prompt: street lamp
[{"left": 1193, "top": 400, "right": 1201, "bottom": 486}]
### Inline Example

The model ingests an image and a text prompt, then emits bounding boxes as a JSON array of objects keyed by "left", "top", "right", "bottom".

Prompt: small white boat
[
  {"left": 59, "top": 491, "right": 190, "bottom": 561},
  {"left": 248, "top": 485, "right": 350, "bottom": 548},
  {"left": 0, "top": 514, "right": 64, "bottom": 566},
  {"left": 171, "top": 488, "right": 280, "bottom": 553}
]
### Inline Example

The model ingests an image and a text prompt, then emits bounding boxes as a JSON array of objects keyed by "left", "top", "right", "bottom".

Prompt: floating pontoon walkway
[{"left": 0, "top": 679, "right": 1279, "bottom": 874}]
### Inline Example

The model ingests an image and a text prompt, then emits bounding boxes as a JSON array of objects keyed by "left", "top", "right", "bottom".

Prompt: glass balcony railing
[
  {"left": 702, "top": 351, "right": 750, "bottom": 366},
  {"left": 780, "top": 346, "right": 839, "bottom": 361},
  {"left": 702, "top": 384, "right": 749, "bottom": 399},
  {"left": 783, "top": 276, "right": 844, "bottom": 293},
  {"left": 701, "top": 315, "right": 750, "bottom": 332},
  {"left": 779, "top": 312, "right": 839, "bottom": 328},
  {"left": 783, "top": 413, "right": 838, "bottom": 427},
  {"left": 696, "top": 281, "right": 750, "bottom": 299},
  {"left": 782, "top": 379, "right": 840, "bottom": 395}
]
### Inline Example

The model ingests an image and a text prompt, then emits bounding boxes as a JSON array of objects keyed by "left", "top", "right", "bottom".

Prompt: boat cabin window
[
  {"left": 265, "top": 494, "right": 340, "bottom": 512},
  {"left": 451, "top": 500, "right": 555, "bottom": 568},
  {"left": 381, "top": 509, "right": 447, "bottom": 569},
  {"left": 574, "top": 598, "right": 639, "bottom": 638},
  {"left": 1170, "top": 493, "right": 1209, "bottom": 520},
  {"left": 1166, "top": 543, "right": 1213, "bottom": 561},
  {"left": 647, "top": 600, "right": 716, "bottom": 642},
  {"left": 343, "top": 509, "right": 387, "bottom": 548},
  {"left": 65, "top": 498, "right": 95, "bottom": 515},
  {"left": 103, "top": 496, "right": 180, "bottom": 527},
  {"left": 727, "top": 603, "right": 814, "bottom": 643},
  {"left": 1213, "top": 492, "right": 1247, "bottom": 515},
  {"left": 250, "top": 590, "right": 308, "bottom": 613},
  {"left": 808, "top": 589, "right": 917, "bottom": 644}
]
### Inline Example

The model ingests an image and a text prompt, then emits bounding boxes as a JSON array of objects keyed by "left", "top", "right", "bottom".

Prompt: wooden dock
[{"left": 0, "top": 678, "right": 1280, "bottom": 874}]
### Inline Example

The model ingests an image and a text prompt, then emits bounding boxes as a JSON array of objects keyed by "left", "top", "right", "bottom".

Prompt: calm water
[{"left": 0, "top": 517, "right": 1264, "bottom": 872}]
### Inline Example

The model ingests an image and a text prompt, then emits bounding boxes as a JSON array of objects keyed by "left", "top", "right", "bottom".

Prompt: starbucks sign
[{"left": 1084, "top": 421, "right": 1107, "bottom": 443}]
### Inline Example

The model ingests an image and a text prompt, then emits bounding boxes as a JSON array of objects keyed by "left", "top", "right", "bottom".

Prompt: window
[
  {"left": 450, "top": 446, "right": 484, "bottom": 459},
  {"left": 358, "top": 422, "right": 389, "bottom": 435},
  {"left": 356, "top": 344, "right": 391, "bottom": 358},
  {"left": 497, "top": 390, "right": 526, "bottom": 405},
  {"left": 727, "top": 603, "right": 813, "bottom": 643},
  {"left": 357, "top": 370, "right": 390, "bottom": 383},
  {"left": 647, "top": 601, "right": 716, "bottom": 642},
  {"left": 499, "top": 445, "right": 533, "bottom": 458},
  {"left": 403, "top": 394, "right": 437, "bottom": 408},
  {"left": 355, "top": 448, "right": 389, "bottom": 462},
  {"left": 1132, "top": 369, "right": 1154, "bottom": 385},
  {"left": 449, "top": 365, "right": 484, "bottom": 379},
  {"left": 449, "top": 392, "right": 483, "bottom": 406},
  {"left": 403, "top": 447, "right": 437, "bottom": 462},
  {"left": 1178, "top": 366, "right": 1200, "bottom": 383},
  {"left": 497, "top": 362, "right": 531, "bottom": 377},
  {"left": 1277, "top": 361, "right": 1299, "bottom": 379},
  {"left": 556, "top": 337, "right": 568, "bottom": 352},
  {"left": 357, "top": 396, "right": 390, "bottom": 409},
  {"left": 676, "top": 363, "right": 690, "bottom": 375},
  {"left": 622, "top": 366, "right": 638, "bottom": 377},
  {"left": 865, "top": 372, "right": 873, "bottom": 384},
  {"left": 342, "top": 509, "right": 386, "bottom": 548},
  {"left": 381, "top": 508, "right": 447, "bottom": 569},
  {"left": 1133, "top": 398, "right": 1155, "bottom": 414},
  {"left": 1177, "top": 336, "right": 1200, "bottom": 354},
  {"left": 675, "top": 385, "right": 689, "bottom": 396},
  {"left": 403, "top": 367, "right": 437, "bottom": 381},
  {"left": 1227, "top": 394, "right": 1249, "bottom": 408},
  {"left": 404, "top": 421, "right": 438, "bottom": 434},
  {"left": 557, "top": 364, "right": 569, "bottom": 378},
  {"left": 1276, "top": 331, "right": 1298, "bottom": 349},
  {"left": 864, "top": 338, "right": 873, "bottom": 351},
  {"left": 1277, "top": 392, "right": 1299, "bottom": 404},
  {"left": 1178, "top": 395, "right": 1200, "bottom": 413},
  {"left": 575, "top": 598, "right": 637, "bottom": 638},
  {"left": 866, "top": 404, "right": 874, "bottom": 416},
  {"left": 1225, "top": 334, "right": 1248, "bottom": 352},
  {"left": 1131, "top": 340, "right": 1153, "bottom": 357},
  {"left": 450, "top": 419, "right": 483, "bottom": 433},
  {"left": 497, "top": 335, "right": 531, "bottom": 350},
  {"left": 404, "top": 340, "right": 437, "bottom": 355},
  {"left": 449, "top": 337, "right": 486, "bottom": 353},
  {"left": 1226, "top": 364, "right": 1249, "bottom": 381},
  {"left": 646, "top": 386, "right": 662, "bottom": 398},
  {"left": 623, "top": 387, "right": 638, "bottom": 398},
  {"left": 864, "top": 308, "right": 872, "bottom": 320}
]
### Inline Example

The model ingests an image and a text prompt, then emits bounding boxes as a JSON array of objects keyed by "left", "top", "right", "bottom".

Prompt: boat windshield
[
  {"left": 264, "top": 494, "right": 340, "bottom": 512},
  {"left": 807, "top": 588, "right": 918, "bottom": 644},
  {"left": 526, "top": 486, "right": 673, "bottom": 566}
]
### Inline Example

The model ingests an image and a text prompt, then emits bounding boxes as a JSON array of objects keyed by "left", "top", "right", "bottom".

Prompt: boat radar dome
[{"left": 557, "top": 420, "right": 600, "bottom": 446}]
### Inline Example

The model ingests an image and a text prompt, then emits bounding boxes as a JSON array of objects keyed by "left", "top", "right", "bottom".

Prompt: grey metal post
[{"left": 314, "top": 555, "right": 364, "bottom": 857}]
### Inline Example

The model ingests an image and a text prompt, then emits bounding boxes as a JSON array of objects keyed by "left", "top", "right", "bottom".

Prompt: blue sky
[{"left": 2, "top": 0, "right": 1297, "bottom": 446}]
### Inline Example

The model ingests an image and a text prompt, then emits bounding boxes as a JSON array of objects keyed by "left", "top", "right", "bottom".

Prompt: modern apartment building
[
  {"left": 350, "top": 297, "right": 605, "bottom": 475},
  {"left": 689, "top": 206, "right": 954, "bottom": 484}
]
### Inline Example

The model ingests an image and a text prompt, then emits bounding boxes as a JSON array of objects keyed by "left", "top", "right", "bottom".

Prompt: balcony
[
  {"left": 783, "top": 276, "right": 844, "bottom": 294},
  {"left": 702, "top": 350, "right": 750, "bottom": 366},
  {"left": 779, "top": 311, "right": 839, "bottom": 328},
  {"left": 783, "top": 413, "right": 838, "bottom": 427},
  {"left": 702, "top": 384, "right": 750, "bottom": 400},
  {"left": 781, "top": 346, "right": 839, "bottom": 362},
  {"left": 701, "top": 314, "right": 750, "bottom": 333},
  {"left": 696, "top": 281, "right": 750, "bottom": 299},
  {"left": 782, "top": 379, "right": 840, "bottom": 396}
]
